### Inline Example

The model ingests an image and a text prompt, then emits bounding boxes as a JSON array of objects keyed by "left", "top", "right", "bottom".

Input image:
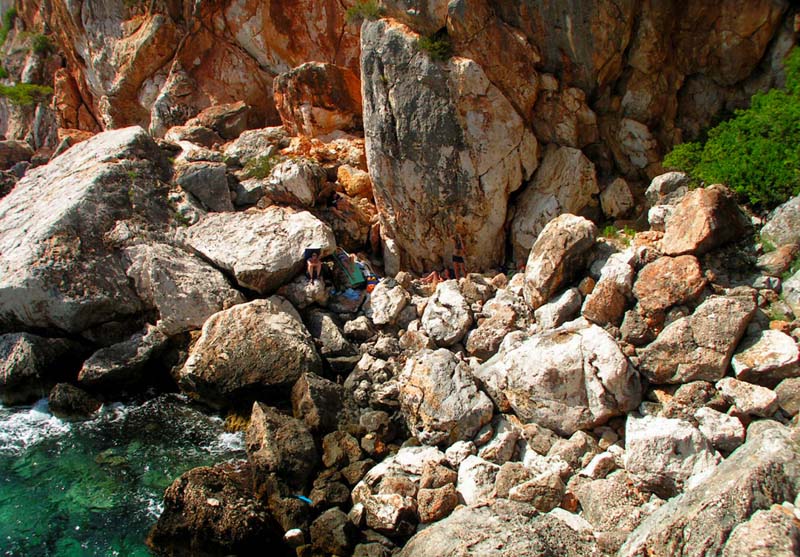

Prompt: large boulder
[
  {"left": 510, "top": 146, "right": 599, "bottom": 262},
  {"left": 0, "top": 127, "right": 171, "bottom": 334},
  {"left": 399, "top": 349, "right": 494, "bottom": 446},
  {"left": 0, "top": 333, "right": 85, "bottom": 405},
  {"left": 364, "top": 280, "right": 409, "bottom": 326},
  {"left": 637, "top": 294, "right": 757, "bottom": 384},
  {"left": 174, "top": 161, "right": 234, "bottom": 213},
  {"left": 632, "top": 255, "right": 706, "bottom": 315},
  {"left": 399, "top": 499, "right": 599, "bottom": 557},
  {"left": 624, "top": 414, "right": 721, "bottom": 498},
  {"left": 246, "top": 402, "right": 318, "bottom": 490},
  {"left": 147, "top": 461, "right": 285, "bottom": 557},
  {"left": 361, "top": 18, "right": 538, "bottom": 272},
  {"left": 273, "top": 62, "right": 362, "bottom": 137},
  {"left": 421, "top": 281, "right": 473, "bottom": 347},
  {"left": 619, "top": 421, "right": 800, "bottom": 557},
  {"left": 182, "top": 207, "right": 336, "bottom": 294},
  {"left": 178, "top": 297, "right": 321, "bottom": 408},
  {"left": 661, "top": 186, "right": 749, "bottom": 256},
  {"left": 77, "top": 325, "right": 168, "bottom": 391},
  {"left": 261, "top": 158, "right": 327, "bottom": 207},
  {"left": 124, "top": 243, "right": 245, "bottom": 336},
  {"left": 523, "top": 214, "right": 598, "bottom": 310},
  {"left": 475, "top": 319, "right": 641, "bottom": 436}
]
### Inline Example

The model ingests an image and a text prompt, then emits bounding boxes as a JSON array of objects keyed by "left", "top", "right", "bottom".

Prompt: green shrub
[
  {"left": 243, "top": 152, "right": 280, "bottom": 180},
  {"left": 663, "top": 47, "right": 800, "bottom": 209},
  {"left": 0, "top": 7, "right": 16, "bottom": 46},
  {"left": 601, "top": 224, "right": 618, "bottom": 239},
  {"left": 417, "top": 31, "right": 452, "bottom": 61},
  {"left": 345, "top": 0, "right": 382, "bottom": 24},
  {"left": 0, "top": 83, "right": 53, "bottom": 106},
  {"left": 30, "top": 33, "right": 51, "bottom": 55},
  {"left": 0, "top": 66, "right": 8, "bottom": 79}
]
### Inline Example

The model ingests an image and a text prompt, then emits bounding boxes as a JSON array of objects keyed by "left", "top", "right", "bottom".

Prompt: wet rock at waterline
[
  {"left": 0, "top": 333, "right": 86, "bottom": 405},
  {"left": 147, "top": 461, "right": 286, "bottom": 557}
]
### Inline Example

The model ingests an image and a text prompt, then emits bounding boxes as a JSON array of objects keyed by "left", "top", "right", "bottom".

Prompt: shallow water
[{"left": 0, "top": 394, "right": 245, "bottom": 556}]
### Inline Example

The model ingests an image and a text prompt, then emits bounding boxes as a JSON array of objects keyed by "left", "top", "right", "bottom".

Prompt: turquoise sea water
[{"left": 0, "top": 394, "right": 245, "bottom": 556}]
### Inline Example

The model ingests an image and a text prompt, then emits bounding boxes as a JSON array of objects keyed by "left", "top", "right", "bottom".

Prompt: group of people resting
[{"left": 306, "top": 234, "right": 467, "bottom": 289}]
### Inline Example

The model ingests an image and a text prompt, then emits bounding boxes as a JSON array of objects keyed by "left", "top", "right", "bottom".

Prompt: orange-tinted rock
[
  {"left": 661, "top": 186, "right": 749, "bottom": 256},
  {"left": 633, "top": 255, "right": 706, "bottom": 315},
  {"left": 185, "top": 101, "right": 251, "bottom": 140},
  {"left": 582, "top": 280, "right": 628, "bottom": 326},
  {"left": 532, "top": 75, "right": 598, "bottom": 148},
  {"left": 337, "top": 165, "right": 373, "bottom": 199},
  {"left": 53, "top": 69, "right": 100, "bottom": 132},
  {"left": 448, "top": 0, "right": 541, "bottom": 121},
  {"left": 274, "top": 62, "right": 362, "bottom": 137}
]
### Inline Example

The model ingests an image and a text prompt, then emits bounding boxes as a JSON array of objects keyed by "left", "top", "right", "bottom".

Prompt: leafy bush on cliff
[
  {"left": 0, "top": 8, "right": 16, "bottom": 46},
  {"left": 346, "top": 1, "right": 382, "bottom": 24},
  {"left": 417, "top": 30, "right": 452, "bottom": 61},
  {"left": 663, "top": 47, "right": 800, "bottom": 208},
  {"left": 0, "top": 83, "right": 53, "bottom": 106}
]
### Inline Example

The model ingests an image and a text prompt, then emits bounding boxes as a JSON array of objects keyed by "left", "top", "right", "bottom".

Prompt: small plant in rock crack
[
  {"left": 417, "top": 30, "right": 452, "bottom": 61},
  {"left": 346, "top": 0, "right": 382, "bottom": 24}
]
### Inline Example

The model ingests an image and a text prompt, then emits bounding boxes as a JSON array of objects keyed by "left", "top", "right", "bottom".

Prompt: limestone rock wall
[{"left": 6, "top": 0, "right": 798, "bottom": 270}]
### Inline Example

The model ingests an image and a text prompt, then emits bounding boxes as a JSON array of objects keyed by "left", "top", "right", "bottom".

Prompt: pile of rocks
[{"left": 2, "top": 110, "right": 800, "bottom": 556}]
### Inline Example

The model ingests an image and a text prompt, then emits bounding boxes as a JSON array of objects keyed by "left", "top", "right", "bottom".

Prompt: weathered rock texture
[
  {"left": 183, "top": 207, "right": 335, "bottom": 294},
  {"left": 0, "top": 127, "right": 171, "bottom": 335},
  {"left": 178, "top": 297, "right": 321, "bottom": 407},
  {"left": 475, "top": 320, "right": 641, "bottom": 436},
  {"left": 361, "top": 18, "right": 538, "bottom": 272}
]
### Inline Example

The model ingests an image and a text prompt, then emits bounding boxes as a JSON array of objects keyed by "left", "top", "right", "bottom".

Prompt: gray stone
[
  {"left": 0, "top": 127, "right": 171, "bottom": 333},
  {"left": 174, "top": 161, "right": 233, "bottom": 212},
  {"left": 761, "top": 194, "right": 800, "bottom": 248},
  {"left": 731, "top": 329, "right": 800, "bottom": 387},
  {"left": 124, "top": 243, "right": 245, "bottom": 336},
  {"left": 619, "top": 421, "right": 800, "bottom": 557},
  {"left": 77, "top": 325, "right": 168, "bottom": 391},
  {"left": 361, "top": 19, "right": 538, "bottom": 272},
  {"left": 399, "top": 349, "right": 493, "bottom": 446},
  {"left": 645, "top": 172, "right": 690, "bottom": 207},
  {"left": 262, "top": 158, "right": 326, "bottom": 207},
  {"left": 0, "top": 333, "right": 85, "bottom": 405},
  {"left": 457, "top": 455, "right": 500, "bottom": 506},
  {"left": 475, "top": 319, "right": 641, "bottom": 436},
  {"left": 600, "top": 177, "right": 635, "bottom": 219},
  {"left": 183, "top": 206, "right": 336, "bottom": 294},
  {"left": 421, "top": 281, "right": 473, "bottom": 347},
  {"left": 179, "top": 297, "right": 321, "bottom": 408},
  {"left": 291, "top": 372, "right": 348, "bottom": 433},
  {"left": 510, "top": 146, "right": 599, "bottom": 261},
  {"left": 534, "top": 288, "right": 582, "bottom": 330},
  {"left": 775, "top": 377, "right": 800, "bottom": 416},
  {"left": 398, "top": 499, "right": 599, "bottom": 556},
  {"left": 305, "top": 310, "right": 355, "bottom": 357},
  {"left": 625, "top": 414, "right": 721, "bottom": 498},
  {"left": 723, "top": 505, "right": 800, "bottom": 557},
  {"left": 364, "top": 281, "right": 409, "bottom": 326},
  {"left": 311, "top": 508, "right": 354, "bottom": 556},
  {"left": 716, "top": 377, "right": 779, "bottom": 418},
  {"left": 246, "top": 402, "right": 318, "bottom": 490},
  {"left": 694, "top": 407, "right": 745, "bottom": 453},
  {"left": 223, "top": 127, "right": 290, "bottom": 167}
]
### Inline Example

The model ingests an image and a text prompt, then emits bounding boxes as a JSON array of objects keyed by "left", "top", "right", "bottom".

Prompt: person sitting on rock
[
  {"left": 453, "top": 233, "right": 466, "bottom": 279},
  {"left": 306, "top": 250, "right": 322, "bottom": 283}
]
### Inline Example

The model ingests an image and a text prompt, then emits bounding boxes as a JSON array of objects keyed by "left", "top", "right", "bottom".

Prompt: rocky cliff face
[{"left": 3, "top": 0, "right": 797, "bottom": 268}]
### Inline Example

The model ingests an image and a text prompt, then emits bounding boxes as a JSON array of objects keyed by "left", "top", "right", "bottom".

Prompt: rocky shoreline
[
  {"left": 0, "top": 120, "right": 799, "bottom": 556},
  {"left": 0, "top": 1, "right": 799, "bottom": 555}
]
